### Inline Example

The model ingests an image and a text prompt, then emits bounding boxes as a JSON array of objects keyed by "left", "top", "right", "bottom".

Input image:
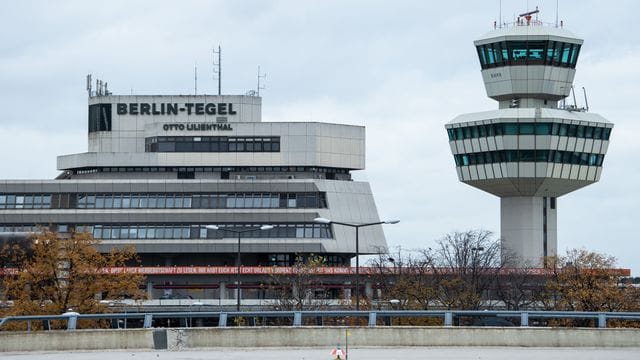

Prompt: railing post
[
  {"left": 143, "top": 314, "right": 153, "bottom": 328},
  {"left": 218, "top": 313, "right": 228, "bottom": 327},
  {"left": 368, "top": 312, "right": 377, "bottom": 327},
  {"left": 598, "top": 313, "right": 607, "bottom": 328},
  {"left": 67, "top": 315, "right": 77, "bottom": 331},
  {"left": 293, "top": 312, "right": 302, "bottom": 327},
  {"left": 444, "top": 312, "right": 453, "bottom": 326},
  {"left": 520, "top": 312, "right": 529, "bottom": 327}
]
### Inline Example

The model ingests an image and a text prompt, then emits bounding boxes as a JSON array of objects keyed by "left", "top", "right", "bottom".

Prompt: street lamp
[
  {"left": 313, "top": 217, "right": 399, "bottom": 310},
  {"left": 205, "top": 224, "right": 274, "bottom": 311}
]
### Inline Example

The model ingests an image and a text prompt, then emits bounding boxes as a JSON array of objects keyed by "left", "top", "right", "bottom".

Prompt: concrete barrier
[
  {"left": 2, "top": 327, "right": 640, "bottom": 352},
  {"left": 175, "top": 327, "right": 640, "bottom": 349},
  {"left": 0, "top": 329, "right": 155, "bottom": 352}
]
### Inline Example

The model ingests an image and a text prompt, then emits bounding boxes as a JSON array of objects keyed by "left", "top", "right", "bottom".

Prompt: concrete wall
[{"left": 3, "top": 327, "right": 640, "bottom": 352}]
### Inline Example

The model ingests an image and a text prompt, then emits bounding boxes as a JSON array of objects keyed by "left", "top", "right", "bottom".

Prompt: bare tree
[
  {"left": 269, "top": 255, "right": 333, "bottom": 311},
  {"left": 425, "top": 230, "right": 503, "bottom": 309}
]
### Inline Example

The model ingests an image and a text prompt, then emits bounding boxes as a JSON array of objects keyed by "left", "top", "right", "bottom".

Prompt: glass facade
[
  {"left": 84, "top": 223, "right": 332, "bottom": 240},
  {"left": 454, "top": 150, "right": 604, "bottom": 167},
  {"left": 145, "top": 136, "right": 280, "bottom": 153},
  {"left": 476, "top": 40, "right": 581, "bottom": 69},
  {"left": 447, "top": 122, "right": 611, "bottom": 141},
  {"left": 0, "top": 192, "right": 327, "bottom": 210},
  {"left": 0, "top": 194, "right": 51, "bottom": 209}
]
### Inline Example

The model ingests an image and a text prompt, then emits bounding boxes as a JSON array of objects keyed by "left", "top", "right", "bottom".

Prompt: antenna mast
[
  {"left": 194, "top": 63, "right": 198, "bottom": 95},
  {"left": 555, "top": 0, "right": 559, "bottom": 27},
  {"left": 213, "top": 45, "right": 222, "bottom": 95},
  {"left": 86, "top": 74, "right": 92, "bottom": 97},
  {"left": 257, "top": 66, "right": 266, "bottom": 96},
  {"left": 499, "top": 0, "right": 502, "bottom": 28}
]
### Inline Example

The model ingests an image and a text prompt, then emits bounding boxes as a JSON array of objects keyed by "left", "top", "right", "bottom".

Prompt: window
[
  {"left": 535, "top": 123, "right": 551, "bottom": 135},
  {"left": 88, "top": 104, "right": 112, "bottom": 133},
  {"left": 519, "top": 123, "right": 535, "bottom": 135},
  {"left": 504, "top": 124, "right": 518, "bottom": 135}
]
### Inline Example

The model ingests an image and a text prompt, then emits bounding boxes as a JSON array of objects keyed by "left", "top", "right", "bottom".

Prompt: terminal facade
[
  {"left": 0, "top": 90, "right": 388, "bottom": 301},
  {"left": 445, "top": 15, "right": 613, "bottom": 266}
]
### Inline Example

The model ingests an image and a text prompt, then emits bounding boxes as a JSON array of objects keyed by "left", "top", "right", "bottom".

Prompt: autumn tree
[
  {"left": 540, "top": 248, "right": 640, "bottom": 313},
  {"left": 0, "top": 230, "right": 145, "bottom": 319}
]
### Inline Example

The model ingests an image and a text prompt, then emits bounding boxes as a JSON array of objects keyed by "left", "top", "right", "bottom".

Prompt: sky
[{"left": 0, "top": 1, "right": 639, "bottom": 273}]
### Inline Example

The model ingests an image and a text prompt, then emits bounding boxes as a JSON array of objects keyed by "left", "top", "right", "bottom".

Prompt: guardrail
[{"left": 2, "top": 310, "right": 640, "bottom": 331}]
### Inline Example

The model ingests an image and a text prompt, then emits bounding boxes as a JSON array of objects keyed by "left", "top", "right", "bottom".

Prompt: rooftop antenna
[
  {"left": 194, "top": 63, "right": 198, "bottom": 95},
  {"left": 213, "top": 45, "right": 222, "bottom": 95},
  {"left": 582, "top": 87, "right": 589, "bottom": 112},
  {"left": 499, "top": 0, "right": 502, "bottom": 28},
  {"left": 555, "top": 0, "right": 559, "bottom": 27},
  {"left": 257, "top": 66, "right": 266, "bottom": 96},
  {"left": 571, "top": 85, "right": 578, "bottom": 109},
  {"left": 86, "top": 74, "right": 92, "bottom": 97}
]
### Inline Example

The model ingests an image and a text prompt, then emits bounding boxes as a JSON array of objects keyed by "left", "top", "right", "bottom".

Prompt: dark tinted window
[{"left": 88, "top": 104, "right": 112, "bottom": 133}]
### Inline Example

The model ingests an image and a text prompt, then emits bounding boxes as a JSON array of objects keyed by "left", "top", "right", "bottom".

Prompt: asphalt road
[{"left": 2, "top": 347, "right": 640, "bottom": 360}]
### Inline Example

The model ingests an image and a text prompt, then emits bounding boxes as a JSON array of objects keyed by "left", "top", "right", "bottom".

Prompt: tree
[
  {"left": 541, "top": 248, "right": 640, "bottom": 313},
  {"left": 270, "top": 255, "right": 333, "bottom": 312},
  {"left": 425, "top": 230, "right": 503, "bottom": 309},
  {"left": 370, "top": 230, "right": 504, "bottom": 311},
  {"left": 0, "top": 230, "right": 145, "bottom": 321}
]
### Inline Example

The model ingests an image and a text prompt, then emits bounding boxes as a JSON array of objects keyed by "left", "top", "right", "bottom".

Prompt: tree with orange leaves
[{"left": 1, "top": 230, "right": 145, "bottom": 320}]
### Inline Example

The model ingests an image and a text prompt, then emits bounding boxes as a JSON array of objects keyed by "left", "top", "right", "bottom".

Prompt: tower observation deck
[{"left": 445, "top": 12, "right": 613, "bottom": 267}]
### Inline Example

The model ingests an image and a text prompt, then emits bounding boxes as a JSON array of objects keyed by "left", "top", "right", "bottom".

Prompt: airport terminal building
[{"left": 0, "top": 90, "right": 388, "bottom": 301}]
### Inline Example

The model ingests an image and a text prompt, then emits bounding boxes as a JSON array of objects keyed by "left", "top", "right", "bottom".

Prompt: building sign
[
  {"left": 116, "top": 103, "right": 237, "bottom": 116},
  {"left": 163, "top": 123, "right": 233, "bottom": 131}
]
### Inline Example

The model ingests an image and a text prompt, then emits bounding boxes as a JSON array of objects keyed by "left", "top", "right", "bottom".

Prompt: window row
[
  {"left": 76, "top": 192, "right": 327, "bottom": 209},
  {"left": 145, "top": 136, "right": 280, "bottom": 153},
  {"left": 447, "top": 122, "right": 612, "bottom": 141},
  {"left": 84, "top": 223, "right": 332, "bottom": 240},
  {"left": 0, "top": 195, "right": 52, "bottom": 209},
  {"left": 73, "top": 166, "right": 350, "bottom": 175},
  {"left": 477, "top": 40, "right": 581, "bottom": 69},
  {"left": 0, "top": 225, "right": 42, "bottom": 233},
  {"left": 454, "top": 150, "right": 605, "bottom": 167}
]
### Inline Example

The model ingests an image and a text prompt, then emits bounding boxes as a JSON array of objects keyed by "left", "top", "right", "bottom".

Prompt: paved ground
[{"left": 2, "top": 347, "right": 640, "bottom": 360}]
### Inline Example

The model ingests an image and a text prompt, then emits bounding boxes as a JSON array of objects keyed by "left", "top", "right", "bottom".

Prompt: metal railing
[{"left": 2, "top": 310, "right": 640, "bottom": 331}]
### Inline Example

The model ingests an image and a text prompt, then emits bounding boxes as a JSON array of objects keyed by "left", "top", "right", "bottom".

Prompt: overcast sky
[{"left": 1, "top": 0, "right": 639, "bottom": 273}]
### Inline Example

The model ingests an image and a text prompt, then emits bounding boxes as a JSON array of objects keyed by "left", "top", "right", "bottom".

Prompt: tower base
[{"left": 500, "top": 196, "right": 557, "bottom": 267}]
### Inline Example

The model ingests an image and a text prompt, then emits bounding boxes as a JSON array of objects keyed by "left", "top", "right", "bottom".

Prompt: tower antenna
[
  {"left": 499, "top": 0, "right": 502, "bottom": 28},
  {"left": 213, "top": 45, "right": 222, "bottom": 95},
  {"left": 257, "top": 66, "right": 266, "bottom": 96},
  {"left": 194, "top": 63, "right": 198, "bottom": 95},
  {"left": 555, "top": 0, "right": 559, "bottom": 27},
  {"left": 86, "top": 74, "right": 92, "bottom": 97}
]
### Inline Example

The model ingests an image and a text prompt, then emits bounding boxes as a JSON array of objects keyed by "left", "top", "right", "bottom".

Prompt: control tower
[{"left": 445, "top": 10, "right": 613, "bottom": 267}]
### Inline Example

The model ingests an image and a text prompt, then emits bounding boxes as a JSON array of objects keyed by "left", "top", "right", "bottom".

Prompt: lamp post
[
  {"left": 205, "top": 224, "right": 273, "bottom": 311},
  {"left": 313, "top": 217, "right": 399, "bottom": 311}
]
